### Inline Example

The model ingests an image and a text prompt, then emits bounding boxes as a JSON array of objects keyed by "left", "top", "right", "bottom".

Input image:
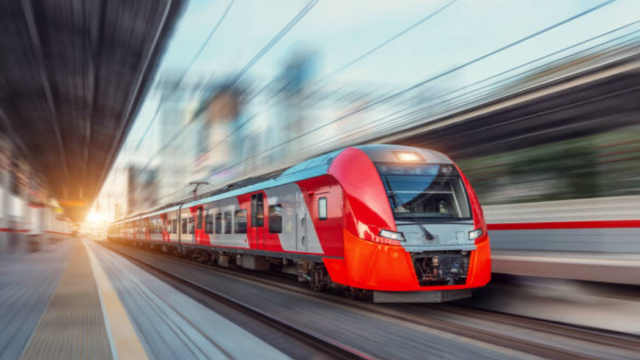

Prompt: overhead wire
[
  {"left": 342, "top": 20, "right": 640, "bottom": 144},
  {"left": 132, "top": 0, "right": 236, "bottom": 152},
  {"left": 319, "top": 0, "right": 458, "bottom": 82},
  {"left": 102, "top": 0, "right": 235, "bottom": 196},
  {"left": 198, "top": 0, "right": 617, "bottom": 182},
  {"left": 179, "top": 0, "right": 459, "bottom": 181},
  {"left": 286, "top": 26, "right": 640, "bottom": 160},
  {"left": 130, "top": 0, "right": 320, "bottom": 183}
]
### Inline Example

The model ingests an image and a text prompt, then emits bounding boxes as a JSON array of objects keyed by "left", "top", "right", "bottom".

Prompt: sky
[
  {"left": 123, "top": 0, "right": 640, "bottom": 149},
  {"left": 93, "top": 0, "right": 640, "bottom": 220}
]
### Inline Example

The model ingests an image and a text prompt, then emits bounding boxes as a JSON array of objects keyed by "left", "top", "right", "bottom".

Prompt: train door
[
  {"left": 161, "top": 214, "right": 169, "bottom": 242},
  {"left": 296, "top": 191, "right": 309, "bottom": 252},
  {"left": 195, "top": 206, "right": 204, "bottom": 245},
  {"left": 251, "top": 193, "right": 265, "bottom": 250},
  {"left": 177, "top": 206, "right": 184, "bottom": 247}
]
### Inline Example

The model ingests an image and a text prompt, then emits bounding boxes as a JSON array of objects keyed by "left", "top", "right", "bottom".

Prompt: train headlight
[
  {"left": 469, "top": 228, "right": 484, "bottom": 241},
  {"left": 379, "top": 229, "right": 405, "bottom": 241},
  {"left": 393, "top": 151, "right": 424, "bottom": 162}
]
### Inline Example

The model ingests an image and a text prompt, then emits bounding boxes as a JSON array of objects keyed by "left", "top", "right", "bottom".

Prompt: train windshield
[{"left": 376, "top": 163, "right": 471, "bottom": 221}]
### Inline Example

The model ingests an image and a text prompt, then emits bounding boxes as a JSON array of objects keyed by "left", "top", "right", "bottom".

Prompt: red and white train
[{"left": 107, "top": 145, "right": 491, "bottom": 302}]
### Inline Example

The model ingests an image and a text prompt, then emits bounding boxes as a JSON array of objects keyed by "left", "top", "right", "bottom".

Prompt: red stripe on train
[{"left": 488, "top": 220, "right": 640, "bottom": 230}]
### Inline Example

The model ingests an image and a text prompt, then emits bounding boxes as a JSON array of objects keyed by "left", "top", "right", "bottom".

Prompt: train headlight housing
[
  {"left": 469, "top": 228, "right": 484, "bottom": 241},
  {"left": 393, "top": 151, "right": 424, "bottom": 162},
  {"left": 379, "top": 229, "right": 405, "bottom": 241}
]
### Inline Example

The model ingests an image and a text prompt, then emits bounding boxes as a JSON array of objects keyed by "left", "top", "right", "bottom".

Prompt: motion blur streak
[{"left": 2, "top": 1, "right": 640, "bottom": 358}]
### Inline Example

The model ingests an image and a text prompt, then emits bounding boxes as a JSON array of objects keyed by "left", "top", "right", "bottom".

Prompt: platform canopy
[{"left": 0, "top": 0, "right": 184, "bottom": 221}]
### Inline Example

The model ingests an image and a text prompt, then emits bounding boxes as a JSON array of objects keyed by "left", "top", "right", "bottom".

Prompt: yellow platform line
[{"left": 84, "top": 240, "right": 149, "bottom": 360}]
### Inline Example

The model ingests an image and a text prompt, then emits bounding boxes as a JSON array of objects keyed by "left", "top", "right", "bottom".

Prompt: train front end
[{"left": 326, "top": 145, "right": 491, "bottom": 302}]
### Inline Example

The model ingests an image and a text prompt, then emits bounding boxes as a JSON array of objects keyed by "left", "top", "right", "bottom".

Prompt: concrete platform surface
[{"left": 0, "top": 238, "right": 290, "bottom": 360}]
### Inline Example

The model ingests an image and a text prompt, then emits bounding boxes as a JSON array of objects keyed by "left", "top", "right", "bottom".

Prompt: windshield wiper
[
  {"left": 384, "top": 177, "right": 434, "bottom": 241},
  {"left": 405, "top": 219, "right": 473, "bottom": 224}
]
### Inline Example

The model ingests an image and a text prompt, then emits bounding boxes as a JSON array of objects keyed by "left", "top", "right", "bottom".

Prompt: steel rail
[
  {"left": 100, "top": 241, "right": 372, "bottom": 360},
  {"left": 101, "top": 240, "right": 640, "bottom": 360}
]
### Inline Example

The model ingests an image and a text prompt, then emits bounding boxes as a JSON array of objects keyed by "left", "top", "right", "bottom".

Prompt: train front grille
[{"left": 411, "top": 251, "right": 470, "bottom": 286}]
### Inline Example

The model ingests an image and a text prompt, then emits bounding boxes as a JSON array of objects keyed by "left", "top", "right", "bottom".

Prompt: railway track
[
  {"left": 100, "top": 242, "right": 371, "bottom": 360},
  {"left": 100, "top": 241, "right": 640, "bottom": 360}
]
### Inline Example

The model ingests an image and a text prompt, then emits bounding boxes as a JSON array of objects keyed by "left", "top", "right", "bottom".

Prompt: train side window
[
  {"left": 189, "top": 217, "right": 195, "bottom": 234},
  {"left": 234, "top": 210, "right": 247, "bottom": 234},
  {"left": 268, "top": 204, "right": 282, "bottom": 233},
  {"left": 224, "top": 212, "right": 233, "bottom": 234},
  {"left": 205, "top": 214, "right": 214, "bottom": 234},
  {"left": 197, "top": 207, "right": 204, "bottom": 230},
  {"left": 182, "top": 218, "right": 187, "bottom": 234},
  {"left": 172, "top": 219, "right": 177, "bottom": 234},
  {"left": 215, "top": 213, "right": 222, "bottom": 234},
  {"left": 318, "top": 197, "right": 327, "bottom": 220}
]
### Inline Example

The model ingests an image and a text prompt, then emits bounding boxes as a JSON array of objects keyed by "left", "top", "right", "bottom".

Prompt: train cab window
[
  {"left": 224, "top": 212, "right": 233, "bottom": 234},
  {"left": 205, "top": 214, "right": 214, "bottom": 234},
  {"left": 182, "top": 218, "right": 187, "bottom": 234},
  {"left": 215, "top": 213, "right": 222, "bottom": 234},
  {"left": 197, "top": 208, "right": 204, "bottom": 230},
  {"left": 318, "top": 197, "right": 327, "bottom": 221},
  {"left": 251, "top": 193, "right": 264, "bottom": 227},
  {"left": 189, "top": 217, "right": 195, "bottom": 234},
  {"left": 234, "top": 210, "right": 247, "bottom": 234},
  {"left": 377, "top": 164, "right": 471, "bottom": 220},
  {"left": 268, "top": 205, "right": 282, "bottom": 233}
]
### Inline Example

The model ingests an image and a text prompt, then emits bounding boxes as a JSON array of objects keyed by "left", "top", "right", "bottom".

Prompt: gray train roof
[
  {"left": 355, "top": 144, "right": 453, "bottom": 164},
  {"left": 113, "top": 145, "right": 451, "bottom": 224}
]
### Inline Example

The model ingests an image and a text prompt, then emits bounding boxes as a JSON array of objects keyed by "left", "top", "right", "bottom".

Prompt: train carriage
[{"left": 108, "top": 145, "right": 491, "bottom": 302}]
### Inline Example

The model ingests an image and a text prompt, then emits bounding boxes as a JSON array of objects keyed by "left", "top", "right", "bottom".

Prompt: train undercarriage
[{"left": 115, "top": 238, "right": 471, "bottom": 302}]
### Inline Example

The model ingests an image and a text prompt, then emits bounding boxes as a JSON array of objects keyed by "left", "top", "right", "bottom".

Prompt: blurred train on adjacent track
[
  {"left": 107, "top": 145, "right": 492, "bottom": 303},
  {"left": 457, "top": 126, "right": 640, "bottom": 254}
]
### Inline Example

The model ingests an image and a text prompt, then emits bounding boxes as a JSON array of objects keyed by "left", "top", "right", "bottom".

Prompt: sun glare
[{"left": 86, "top": 211, "right": 105, "bottom": 224}]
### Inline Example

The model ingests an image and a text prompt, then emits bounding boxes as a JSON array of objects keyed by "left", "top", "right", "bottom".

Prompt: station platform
[{"left": 0, "top": 238, "right": 290, "bottom": 360}]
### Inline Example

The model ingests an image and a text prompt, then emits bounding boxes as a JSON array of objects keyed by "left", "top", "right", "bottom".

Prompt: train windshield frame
[{"left": 376, "top": 163, "right": 472, "bottom": 222}]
